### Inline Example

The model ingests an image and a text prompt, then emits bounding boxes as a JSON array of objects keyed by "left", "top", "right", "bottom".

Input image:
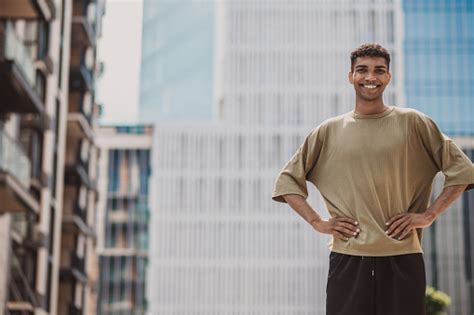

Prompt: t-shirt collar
[{"left": 351, "top": 105, "right": 394, "bottom": 119}]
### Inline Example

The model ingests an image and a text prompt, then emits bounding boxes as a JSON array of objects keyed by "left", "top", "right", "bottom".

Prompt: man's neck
[{"left": 354, "top": 99, "right": 388, "bottom": 115}]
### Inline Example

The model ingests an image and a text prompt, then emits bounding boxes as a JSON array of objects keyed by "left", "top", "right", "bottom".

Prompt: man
[{"left": 271, "top": 43, "right": 474, "bottom": 315}]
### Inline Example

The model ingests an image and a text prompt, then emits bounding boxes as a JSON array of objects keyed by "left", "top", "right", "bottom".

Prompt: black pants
[{"left": 326, "top": 251, "right": 426, "bottom": 315}]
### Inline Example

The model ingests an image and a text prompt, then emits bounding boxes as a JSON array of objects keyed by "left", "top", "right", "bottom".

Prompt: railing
[
  {"left": 11, "top": 212, "right": 29, "bottom": 239},
  {"left": 70, "top": 55, "right": 94, "bottom": 95},
  {"left": 74, "top": 203, "right": 87, "bottom": 223},
  {"left": 79, "top": 61, "right": 93, "bottom": 91},
  {"left": 71, "top": 252, "right": 85, "bottom": 273},
  {"left": 9, "top": 253, "right": 38, "bottom": 307},
  {"left": 0, "top": 128, "right": 31, "bottom": 188},
  {"left": 76, "top": 149, "right": 89, "bottom": 174},
  {"left": 3, "top": 21, "right": 36, "bottom": 86}
]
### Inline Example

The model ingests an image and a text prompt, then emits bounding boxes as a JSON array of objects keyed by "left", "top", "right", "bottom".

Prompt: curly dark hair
[{"left": 350, "top": 43, "right": 391, "bottom": 71}]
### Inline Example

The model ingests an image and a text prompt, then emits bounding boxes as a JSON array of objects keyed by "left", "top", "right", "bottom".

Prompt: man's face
[{"left": 348, "top": 56, "right": 391, "bottom": 101}]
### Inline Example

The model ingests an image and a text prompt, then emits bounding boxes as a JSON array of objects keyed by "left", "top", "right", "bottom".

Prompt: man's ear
[
  {"left": 348, "top": 71, "right": 354, "bottom": 84},
  {"left": 387, "top": 71, "right": 392, "bottom": 83}
]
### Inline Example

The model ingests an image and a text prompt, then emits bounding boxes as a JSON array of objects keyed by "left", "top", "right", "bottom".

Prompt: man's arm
[
  {"left": 386, "top": 184, "right": 469, "bottom": 240},
  {"left": 283, "top": 194, "right": 360, "bottom": 241}
]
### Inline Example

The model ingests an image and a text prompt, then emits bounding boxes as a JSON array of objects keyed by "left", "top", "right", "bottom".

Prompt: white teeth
[{"left": 363, "top": 85, "right": 377, "bottom": 89}]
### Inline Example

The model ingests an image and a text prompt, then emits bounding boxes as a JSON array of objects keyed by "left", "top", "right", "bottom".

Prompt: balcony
[
  {"left": 7, "top": 253, "right": 39, "bottom": 314},
  {"left": 71, "top": 0, "right": 96, "bottom": 48},
  {"left": 0, "top": 129, "right": 40, "bottom": 214},
  {"left": 71, "top": 253, "right": 86, "bottom": 278},
  {"left": 0, "top": 21, "right": 44, "bottom": 114},
  {"left": 11, "top": 212, "right": 47, "bottom": 249},
  {"left": 20, "top": 112, "right": 52, "bottom": 132},
  {"left": 63, "top": 206, "right": 90, "bottom": 235},
  {"left": 60, "top": 252, "right": 88, "bottom": 284},
  {"left": 63, "top": 203, "right": 94, "bottom": 237},
  {"left": 69, "top": 58, "right": 93, "bottom": 92},
  {"left": 67, "top": 92, "right": 94, "bottom": 140},
  {"left": 0, "top": 0, "right": 56, "bottom": 21},
  {"left": 65, "top": 151, "right": 91, "bottom": 188}
]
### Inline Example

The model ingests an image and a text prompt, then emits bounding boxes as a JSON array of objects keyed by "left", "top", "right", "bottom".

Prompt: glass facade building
[
  {"left": 96, "top": 125, "right": 153, "bottom": 315},
  {"left": 403, "top": 2, "right": 474, "bottom": 314},
  {"left": 139, "top": 0, "right": 215, "bottom": 122},
  {"left": 403, "top": 0, "right": 474, "bottom": 135}
]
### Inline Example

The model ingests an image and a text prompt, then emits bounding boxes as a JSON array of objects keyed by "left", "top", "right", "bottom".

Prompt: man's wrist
[
  {"left": 423, "top": 210, "right": 437, "bottom": 222},
  {"left": 309, "top": 216, "right": 322, "bottom": 227}
]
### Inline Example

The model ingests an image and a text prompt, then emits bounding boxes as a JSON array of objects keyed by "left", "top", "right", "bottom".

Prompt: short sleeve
[
  {"left": 414, "top": 112, "right": 474, "bottom": 192},
  {"left": 272, "top": 125, "right": 325, "bottom": 203}
]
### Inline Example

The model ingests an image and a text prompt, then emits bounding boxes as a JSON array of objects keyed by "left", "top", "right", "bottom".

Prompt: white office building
[{"left": 148, "top": 1, "right": 403, "bottom": 314}]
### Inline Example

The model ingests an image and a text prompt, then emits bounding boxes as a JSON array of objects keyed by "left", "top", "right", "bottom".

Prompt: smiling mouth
[{"left": 360, "top": 84, "right": 381, "bottom": 90}]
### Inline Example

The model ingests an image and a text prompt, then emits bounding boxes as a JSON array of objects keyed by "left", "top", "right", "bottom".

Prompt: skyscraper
[
  {"left": 402, "top": 1, "right": 474, "bottom": 314},
  {"left": 403, "top": 0, "right": 473, "bottom": 136},
  {"left": 139, "top": 0, "right": 215, "bottom": 122},
  {"left": 96, "top": 125, "right": 153, "bottom": 315}
]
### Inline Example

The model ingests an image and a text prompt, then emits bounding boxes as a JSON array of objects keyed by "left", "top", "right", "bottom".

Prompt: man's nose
[{"left": 365, "top": 72, "right": 376, "bottom": 81}]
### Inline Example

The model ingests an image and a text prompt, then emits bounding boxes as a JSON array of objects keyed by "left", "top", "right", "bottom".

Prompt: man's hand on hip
[
  {"left": 385, "top": 212, "right": 435, "bottom": 240},
  {"left": 312, "top": 217, "right": 360, "bottom": 241}
]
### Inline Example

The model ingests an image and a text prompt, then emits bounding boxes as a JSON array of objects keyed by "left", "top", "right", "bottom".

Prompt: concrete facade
[{"left": 146, "top": 1, "right": 403, "bottom": 314}]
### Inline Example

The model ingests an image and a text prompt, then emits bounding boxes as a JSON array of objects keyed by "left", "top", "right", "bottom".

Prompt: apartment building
[
  {"left": 0, "top": 0, "right": 67, "bottom": 314},
  {"left": 96, "top": 125, "right": 153, "bottom": 315},
  {"left": 57, "top": 0, "right": 104, "bottom": 314},
  {"left": 0, "top": 0, "right": 104, "bottom": 314}
]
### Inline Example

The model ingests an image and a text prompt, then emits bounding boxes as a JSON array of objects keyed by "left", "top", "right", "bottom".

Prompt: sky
[{"left": 96, "top": 0, "right": 143, "bottom": 124}]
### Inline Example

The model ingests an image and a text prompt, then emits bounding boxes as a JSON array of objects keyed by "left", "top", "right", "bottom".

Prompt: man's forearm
[
  {"left": 282, "top": 194, "right": 323, "bottom": 226},
  {"left": 424, "top": 184, "right": 469, "bottom": 221}
]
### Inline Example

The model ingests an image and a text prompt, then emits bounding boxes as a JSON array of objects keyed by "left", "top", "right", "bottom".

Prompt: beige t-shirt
[{"left": 272, "top": 105, "right": 474, "bottom": 256}]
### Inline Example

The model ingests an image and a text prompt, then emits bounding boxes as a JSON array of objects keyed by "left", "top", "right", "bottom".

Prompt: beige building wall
[{"left": 57, "top": 0, "right": 105, "bottom": 314}]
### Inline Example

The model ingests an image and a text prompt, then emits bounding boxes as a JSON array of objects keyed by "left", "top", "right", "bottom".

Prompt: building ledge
[
  {"left": 0, "top": 0, "right": 55, "bottom": 20},
  {"left": 6, "top": 301, "right": 34, "bottom": 312},
  {"left": 67, "top": 112, "right": 94, "bottom": 140},
  {"left": 63, "top": 214, "right": 96, "bottom": 238},
  {"left": 0, "top": 172, "right": 39, "bottom": 214}
]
